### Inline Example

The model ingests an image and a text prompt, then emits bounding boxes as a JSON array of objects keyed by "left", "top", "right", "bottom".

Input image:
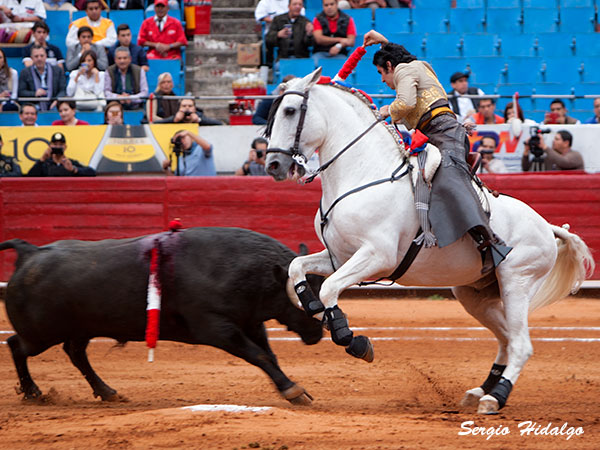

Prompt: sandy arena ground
[{"left": 0, "top": 297, "right": 599, "bottom": 450}]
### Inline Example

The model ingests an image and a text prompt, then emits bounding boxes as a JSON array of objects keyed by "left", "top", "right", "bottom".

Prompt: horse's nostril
[{"left": 267, "top": 161, "right": 280, "bottom": 174}]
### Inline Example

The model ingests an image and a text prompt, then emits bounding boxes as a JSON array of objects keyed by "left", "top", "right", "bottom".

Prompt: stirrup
[{"left": 480, "top": 242, "right": 513, "bottom": 274}]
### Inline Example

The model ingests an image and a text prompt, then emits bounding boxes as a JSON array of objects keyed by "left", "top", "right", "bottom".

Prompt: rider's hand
[
  {"left": 363, "top": 30, "right": 388, "bottom": 47},
  {"left": 379, "top": 105, "right": 390, "bottom": 118}
]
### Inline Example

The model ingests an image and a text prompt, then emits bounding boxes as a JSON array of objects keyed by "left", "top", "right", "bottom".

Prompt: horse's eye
[{"left": 284, "top": 107, "right": 295, "bottom": 116}]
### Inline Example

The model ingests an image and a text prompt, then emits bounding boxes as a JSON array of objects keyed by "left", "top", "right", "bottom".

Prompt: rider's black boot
[{"left": 469, "top": 226, "right": 513, "bottom": 274}]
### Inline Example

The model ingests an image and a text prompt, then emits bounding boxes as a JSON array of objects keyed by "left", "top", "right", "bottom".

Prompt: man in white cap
[{"left": 27, "top": 132, "right": 96, "bottom": 176}]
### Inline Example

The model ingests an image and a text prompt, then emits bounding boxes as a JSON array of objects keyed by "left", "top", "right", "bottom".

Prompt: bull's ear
[{"left": 298, "top": 243, "right": 309, "bottom": 256}]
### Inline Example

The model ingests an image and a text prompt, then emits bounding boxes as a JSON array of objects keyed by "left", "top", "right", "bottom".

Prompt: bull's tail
[
  {"left": 0, "top": 239, "right": 39, "bottom": 263},
  {"left": 529, "top": 224, "right": 595, "bottom": 312}
]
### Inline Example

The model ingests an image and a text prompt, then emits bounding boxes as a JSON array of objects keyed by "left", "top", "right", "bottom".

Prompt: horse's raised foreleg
[
  {"left": 316, "top": 245, "right": 396, "bottom": 363},
  {"left": 289, "top": 249, "right": 337, "bottom": 317},
  {"left": 453, "top": 284, "right": 509, "bottom": 409}
]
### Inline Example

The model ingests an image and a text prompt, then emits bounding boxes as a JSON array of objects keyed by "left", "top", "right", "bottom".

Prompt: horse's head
[{"left": 265, "top": 67, "right": 325, "bottom": 181}]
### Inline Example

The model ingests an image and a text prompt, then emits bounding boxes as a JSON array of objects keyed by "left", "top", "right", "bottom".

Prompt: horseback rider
[{"left": 363, "top": 30, "right": 511, "bottom": 273}]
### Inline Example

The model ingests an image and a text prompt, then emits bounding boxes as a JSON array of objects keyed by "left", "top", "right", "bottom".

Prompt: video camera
[{"left": 527, "top": 126, "right": 551, "bottom": 158}]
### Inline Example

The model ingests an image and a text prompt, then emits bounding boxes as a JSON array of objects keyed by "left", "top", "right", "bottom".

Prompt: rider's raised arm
[{"left": 363, "top": 30, "right": 388, "bottom": 48}]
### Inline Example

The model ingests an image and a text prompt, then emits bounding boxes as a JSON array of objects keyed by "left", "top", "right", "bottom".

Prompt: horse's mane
[{"left": 264, "top": 79, "right": 408, "bottom": 158}]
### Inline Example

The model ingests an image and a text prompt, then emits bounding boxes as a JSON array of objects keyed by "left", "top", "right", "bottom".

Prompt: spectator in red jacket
[{"left": 137, "top": 0, "right": 187, "bottom": 60}]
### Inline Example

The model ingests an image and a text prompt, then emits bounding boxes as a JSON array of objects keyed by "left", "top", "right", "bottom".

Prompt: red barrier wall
[{"left": 1, "top": 174, "right": 599, "bottom": 281}]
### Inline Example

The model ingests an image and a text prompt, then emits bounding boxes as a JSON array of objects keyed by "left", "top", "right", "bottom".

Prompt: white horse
[{"left": 264, "top": 68, "right": 594, "bottom": 414}]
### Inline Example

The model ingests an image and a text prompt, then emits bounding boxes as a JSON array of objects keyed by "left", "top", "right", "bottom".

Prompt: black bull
[{"left": 0, "top": 227, "right": 324, "bottom": 405}]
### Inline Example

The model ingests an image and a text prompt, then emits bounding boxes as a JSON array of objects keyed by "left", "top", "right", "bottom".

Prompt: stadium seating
[
  {"left": 463, "top": 57, "right": 506, "bottom": 85},
  {"left": 410, "top": 8, "right": 450, "bottom": 34},
  {"left": 495, "top": 34, "right": 538, "bottom": 57},
  {"left": 559, "top": 0, "right": 594, "bottom": 7},
  {"left": 386, "top": 33, "right": 427, "bottom": 59},
  {"left": 487, "top": 0, "right": 520, "bottom": 8},
  {"left": 559, "top": 7, "right": 596, "bottom": 33},
  {"left": 423, "top": 33, "right": 461, "bottom": 58},
  {"left": 7, "top": 57, "right": 24, "bottom": 75},
  {"left": 501, "top": 57, "right": 543, "bottom": 84},
  {"left": 314, "top": 57, "right": 346, "bottom": 79},
  {"left": 449, "top": 8, "right": 486, "bottom": 34},
  {"left": 572, "top": 33, "right": 600, "bottom": 57},
  {"left": 522, "top": 8, "right": 560, "bottom": 33},
  {"left": 428, "top": 57, "right": 468, "bottom": 87},
  {"left": 276, "top": 58, "right": 315, "bottom": 84},
  {"left": 454, "top": 0, "right": 484, "bottom": 8},
  {"left": 539, "top": 57, "right": 585, "bottom": 84},
  {"left": 535, "top": 33, "right": 576, "bottom": 57},
  {"left": 348, "top": 8, "right": 378, "bottom": 35},
  {"left": 523, "top": 0, "right": 558, "bottom": 7},
  {"left": 72, "top": 10, "right": 108, "bottom": 21},
  {"left": 485, "top": 8, "right": 523, "bottom": 34},
  {"left": 373, "top": 9, "right": 409, "bottom": 35},
  {"left": 109, "top": 10, "right": 146, "bottom": 42},
  {"left": 459, "top": 33, "right": 497, "bottom": 57}
]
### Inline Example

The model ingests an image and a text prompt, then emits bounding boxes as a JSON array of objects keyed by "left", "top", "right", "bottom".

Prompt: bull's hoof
[
  {"left": 282, "top": 384, "right": 314, "bottom": 406},
  {"left": 345, "top": 335, "right": 374, "bottom": 363},
  {"left": 461, "top": 387, "right": 484, "bottom": 407},
  {"left": 477, "top": 394, "right": 500, "bottom": 415},
  {"left": 94, "top": 387, "right": 119, "bottom": 402},
  {"left": 103, "top": 393, "right": 129, "bottom": 403}
]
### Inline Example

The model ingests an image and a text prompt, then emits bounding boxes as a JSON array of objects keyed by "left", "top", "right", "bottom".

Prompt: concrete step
[
  {"left": 211, "top": 7, "right": 255, "bottom": 19},
  {"left": 209, "top": 33, "right": 261, "bottom": 44},
  {"left": 210, "top": 18, "right": 261, "bottom": 35},
  {"left": 212, "top": 0, "right": 255, "bottom": 8}
]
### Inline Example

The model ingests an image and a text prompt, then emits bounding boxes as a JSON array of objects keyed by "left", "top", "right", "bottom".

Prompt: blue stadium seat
[
  {"left": 147, "top": 58, "right": 184, "bottom": 94},
  {"left": 277, "top": 58, "right": 315, "bottom": 84},
  {"left": 486, "top": 0, "right": 520, "bottom": 7},
  {"left": 559, "top": 0, "right": 594, "bottom": 7},
  {"left": 464, "top": 56, "right": 506, "bottom": 85},
  {"left": 37, "top": 112, "right": 61, "bottom": 125},
  {"left": 386, "top": 33, "right": 426, "bottom": 59},
  {"left": 373, "top": 9, "right": 410, "bottom": 35},
  {"left": 495, "top": 33, "right": 538, "bottom": 57},
  {"left": 0, "top": 113, "right": 21, "bottom": 126},
  {"left": 501, "top": 57, "right": 543, "bottom": 84},
  {"left": 7, "top": 57, "right": 24, "bottom": 75},
  {"left": 579, "top": 57, "right": 600, "bottom": 83},
  {"left": 423, "top": 33, "right": 461, "bottom": 58},
  {"left": 459, "top": 33, "right": 496, "bottom": 57},
  {"left": 428, "top": 57, "right": 468, "bottom": 89},
  {"left": 46, "top": 10, "right": 71, "bottom": 34},
  {"left": 573, "top": 82, "right": 600, "bottom": 111},
  {"left": 74, "top": 112, "right": 106, "bottom": 125},
  {"left": 454, "top": 0, "right": 484, "bottom": 7},
  {"left": 496, "top": 83, "right": 535, "bottom": 109},
  {"left": 522, "top": 8, "right": 559, "bottom": 33},
  {"left": 410, "top": 8, "right": 450, "bottom": 34},
  {"left": 346, "top": 9, "right": 376, "bottom": 35},
  {"left": 304, "top": 8, "right": 319, "bottom": 21},
  {"left": 523, "top": 0, "right": 558, "bottom": 7},
  {"left": 314, "top": 57, "right": 346, "bottom": 79},
  {"left": 539, "top": 57, "right": 585, "bottom": 84},
  {"left": 559, "top": 7, "right": 596, "bottom": 33},
  {"left": 449, "top": 8, "right": 485, "bottom": 34},
  {"left": 572, "top": 33, "right": 600, "bottom": 57},
  {"left": 123, "top": 110, "right": 145, "bottom": 124},
  {"left": 304, "top": 0, "right": 321, "bottom": 9},
  {"left": 485, "top": 8, "right": 523, "bottom": 34},
  {"left": 536, "top": 33, "right": 576, "bottom": 57},
  {"left": 354, "top": 60, "right": 382, "bottom": 86},
  {"left": 109, "top": 10, "right": 146, "bottom": 42}
]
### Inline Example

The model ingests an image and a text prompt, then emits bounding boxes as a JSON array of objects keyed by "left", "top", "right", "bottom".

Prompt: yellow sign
[{"left": 0, "top": 124, "right": 198, "bottom": 174}]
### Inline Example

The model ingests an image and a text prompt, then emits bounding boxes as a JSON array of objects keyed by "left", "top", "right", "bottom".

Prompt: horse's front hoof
[
  {"left": 346, "top": 335, "right": 374, "bottom": 363},
  {"left": 282, "top": 384, "right": 313, "bottom": 406},
  {"left": 477, "top": 394, "right": 500, "bottom": 415},
  {"left": 461, "top": 387, "right": 484, "bottom": 407}
]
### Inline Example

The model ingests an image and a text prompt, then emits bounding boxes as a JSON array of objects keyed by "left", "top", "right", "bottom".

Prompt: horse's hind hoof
[
  {"left": 346, "top": 335, "right": 374, "bottom": 363},
  {"left": 477, "top": 394, "right": 500, "bottom": 415},
  {"left": 282, "top": 384, "right": 313, "bottom": 406},
  {"left": 461, "top": 387, "right": 484, "bottom": 407}
]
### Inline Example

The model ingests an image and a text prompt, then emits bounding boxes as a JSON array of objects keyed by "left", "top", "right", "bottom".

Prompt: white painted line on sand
[{"left": 182, "top": 404, "right": 272, "bottom": 413}]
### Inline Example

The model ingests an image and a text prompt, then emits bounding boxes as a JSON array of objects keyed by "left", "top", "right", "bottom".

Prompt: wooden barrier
[{"left": 1, "top": 174, "right": 599, "bottom": 281}]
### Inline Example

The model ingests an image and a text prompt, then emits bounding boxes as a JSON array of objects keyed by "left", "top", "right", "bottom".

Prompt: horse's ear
[{"left": 305, "top": 67, "right": 322, "bottom": 90}]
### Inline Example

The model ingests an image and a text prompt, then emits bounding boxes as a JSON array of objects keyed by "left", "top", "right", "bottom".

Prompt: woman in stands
[
  {"left": 503, "top": 101, "right": 536, "bottom": 125},
  {"left": 104, "top": 101, "right": 124, "bottom": 125},
  {"left": 52, "top": 100, "right": 90, "bottom": 126},
  {"left": 66, "top": 50, "right": 106, "bottom": 111},
  {"left": 0, "top": 48, "right": 19, "bottom": 112},
  {"left": 145, "top": 72, "right": 178, "bottom": 123}
]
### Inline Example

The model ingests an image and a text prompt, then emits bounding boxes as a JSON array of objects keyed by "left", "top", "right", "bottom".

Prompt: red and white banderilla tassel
[
  {"left": 333, "top": 46, "right": 367, "bottom": 82},
  {"left": 145, "top": 240, "right": 161, "bottom": 362}
]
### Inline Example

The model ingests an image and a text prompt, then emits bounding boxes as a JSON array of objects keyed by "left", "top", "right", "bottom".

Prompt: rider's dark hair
[{"left": 372, "top": 43, "right": 417, "bottom": 70}]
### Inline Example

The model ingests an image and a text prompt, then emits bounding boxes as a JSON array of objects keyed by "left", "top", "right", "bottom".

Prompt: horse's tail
[{"left": 529, "top": 224, "right": 595, "bottom": 312}]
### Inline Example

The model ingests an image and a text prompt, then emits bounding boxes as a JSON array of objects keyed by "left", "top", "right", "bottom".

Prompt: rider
[{"left": 363, "top": 30, "right": 511, "bottom": 273}]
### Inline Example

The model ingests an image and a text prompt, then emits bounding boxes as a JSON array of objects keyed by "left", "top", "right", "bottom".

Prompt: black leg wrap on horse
[
  {"left": 295, "top": 281, "right": 325, "bottom": 316},
  {"left": 345, "top": 335, "right": 370, "bottom": 359},
  {"left": 324, "top": 306, "right": 353, "bottom": 346},
  {"left": 489, "top": 377, "right": 513, "bottom": 409},
  {"left": 480, "top": 363, "right": 507, "bottom": 394}
]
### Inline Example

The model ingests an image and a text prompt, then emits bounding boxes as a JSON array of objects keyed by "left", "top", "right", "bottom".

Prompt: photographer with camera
[
  {"left": 235, "top": 137, "right": 268, "bottom": 176},
  {"left": 521, "top": 128, "right": 584, "bottom": 172},
  {"left": 27, "top": 132, "right": 96, "bottom": 177},
  {"left": 162, "top": 129, "right": 216, "bottom": 176},
  {"left": 155, "top": 97, "right": 222, "bottom": 126}
]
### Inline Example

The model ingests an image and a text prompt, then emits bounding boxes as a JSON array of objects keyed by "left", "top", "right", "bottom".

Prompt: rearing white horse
[{"left": 265, "top": 68, "right": 594, "bottom": 414}]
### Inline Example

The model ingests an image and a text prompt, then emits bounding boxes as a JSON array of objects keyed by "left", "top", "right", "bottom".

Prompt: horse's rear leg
[{"left": 453, "top": 284, "right": 509, "bottom": 408}]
